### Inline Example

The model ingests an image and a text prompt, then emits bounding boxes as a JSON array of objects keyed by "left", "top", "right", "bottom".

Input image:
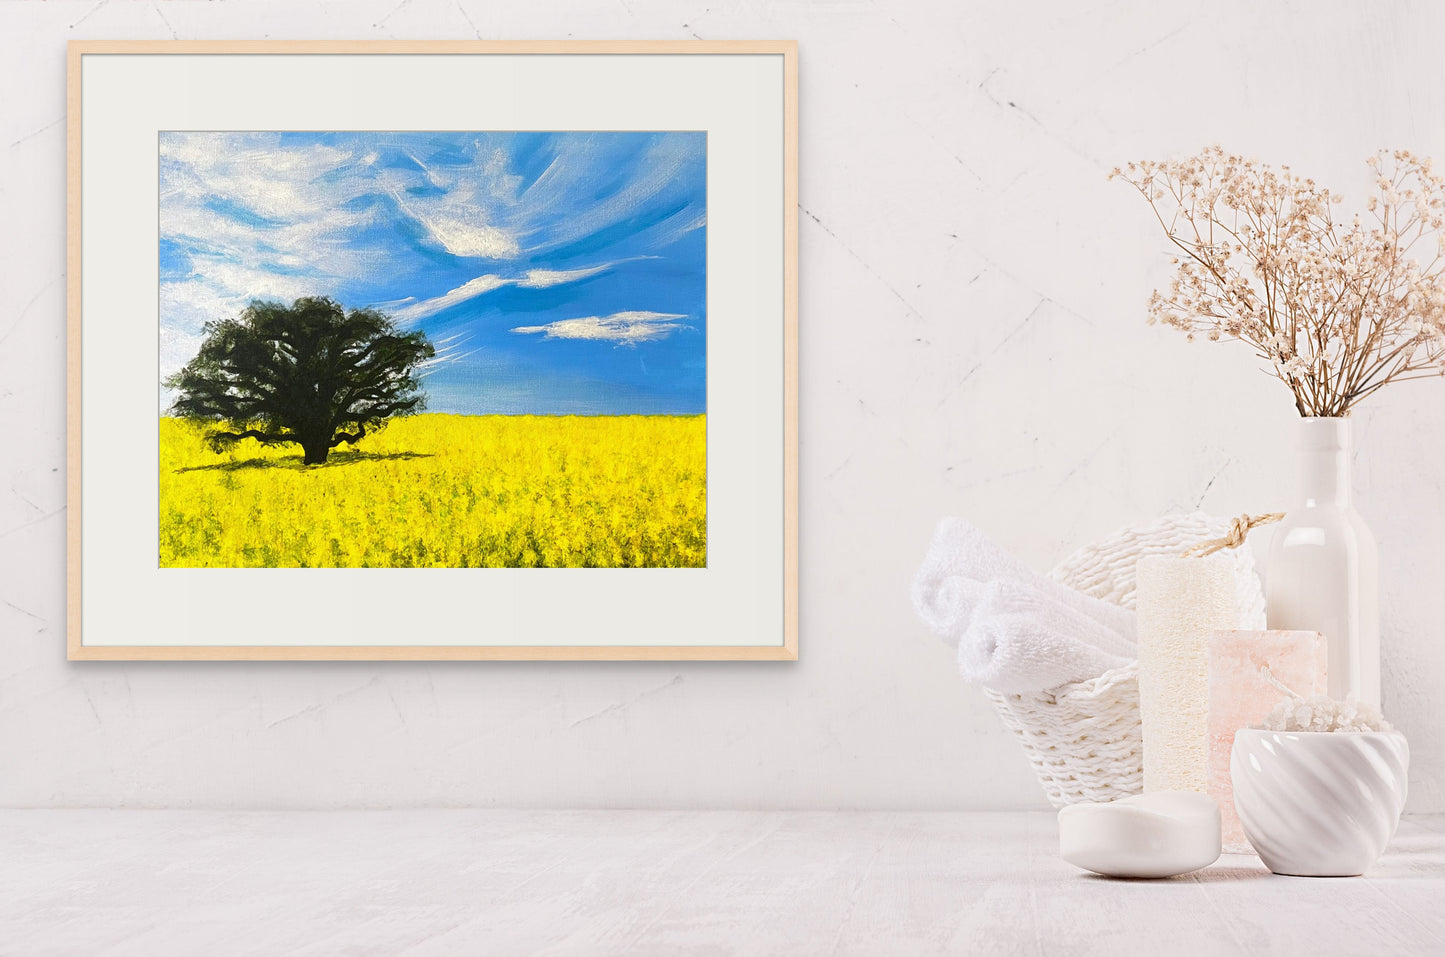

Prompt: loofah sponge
[{"left": 1136, "top": 555, "right": 1237, "bottom": 793}]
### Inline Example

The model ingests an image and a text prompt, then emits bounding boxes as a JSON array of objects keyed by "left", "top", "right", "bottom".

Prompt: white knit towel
[
  {"left": 957, "top": 579, "right": 1136, "bottom": 692},
  {"left": 911, "top": 517, "right": 1137, "bottom": 649}
]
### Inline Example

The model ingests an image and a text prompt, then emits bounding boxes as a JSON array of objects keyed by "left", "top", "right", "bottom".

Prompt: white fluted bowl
[{"left": 1231, "top": 729, "right": 1409, "bottom": 877}]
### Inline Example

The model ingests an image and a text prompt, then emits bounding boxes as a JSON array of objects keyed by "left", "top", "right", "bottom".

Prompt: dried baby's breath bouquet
[{"left": 1112, "top": 146, "right": 1445, "bottom": 416}]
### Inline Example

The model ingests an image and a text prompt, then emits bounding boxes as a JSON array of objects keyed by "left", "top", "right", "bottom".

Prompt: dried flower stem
[{"left": 1112, "top": 147, "right": 1445, "bottom": 416}]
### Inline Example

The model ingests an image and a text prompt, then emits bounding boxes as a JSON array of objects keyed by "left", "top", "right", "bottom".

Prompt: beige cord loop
[{"left": 1181, "top": 512, "right": 1285, "bottom": 558}]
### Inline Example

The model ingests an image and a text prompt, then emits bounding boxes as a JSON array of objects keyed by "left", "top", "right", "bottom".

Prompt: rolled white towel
[
  {"left": 911, "top": 517, "right": 1136, "bottom": 649},
  {"left": 959, "top": 580, "right": 1135, "bottom": 693}
]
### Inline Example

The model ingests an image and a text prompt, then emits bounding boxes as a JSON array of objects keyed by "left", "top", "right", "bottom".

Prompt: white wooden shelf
[{"left": 2, "top": 810, "right": 1442, "bottom": 954}]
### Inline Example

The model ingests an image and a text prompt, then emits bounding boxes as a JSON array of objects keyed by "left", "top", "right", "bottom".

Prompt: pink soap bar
[{"left": 1208, "top": 630, "right": 1327, "bottom": 853}]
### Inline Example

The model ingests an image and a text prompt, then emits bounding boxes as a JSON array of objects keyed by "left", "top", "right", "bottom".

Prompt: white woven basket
[{"left": 985, "top": 513, "right": 1266, "bottom": 808}]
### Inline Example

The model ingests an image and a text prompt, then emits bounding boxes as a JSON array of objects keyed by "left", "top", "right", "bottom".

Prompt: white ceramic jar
[{"left": 1231, "top": 728, "right": 1409, "bottom": 876}]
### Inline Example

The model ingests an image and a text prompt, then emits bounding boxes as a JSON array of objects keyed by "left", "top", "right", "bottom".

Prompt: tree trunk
[{"left": 301, "top": 436, "right": 330, "bottom": 465}]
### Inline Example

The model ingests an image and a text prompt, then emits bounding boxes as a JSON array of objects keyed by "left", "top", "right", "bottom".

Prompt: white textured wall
[{"left": 1, "top": 0, "right": 1441, "bottom": 810}]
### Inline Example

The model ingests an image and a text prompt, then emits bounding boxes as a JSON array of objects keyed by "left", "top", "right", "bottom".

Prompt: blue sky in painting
[{"left": 158, "top": 131, "right": 706, "bottom": 415}]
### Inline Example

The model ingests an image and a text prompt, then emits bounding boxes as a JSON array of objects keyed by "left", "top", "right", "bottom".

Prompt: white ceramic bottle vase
[{"left": 1266, "top": 417, "right": 1381, "bottom": 705}]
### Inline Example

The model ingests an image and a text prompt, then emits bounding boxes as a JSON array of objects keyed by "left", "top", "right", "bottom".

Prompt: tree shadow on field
[{"left": 175, "top": 450, "right": 433, "bottom": 474}]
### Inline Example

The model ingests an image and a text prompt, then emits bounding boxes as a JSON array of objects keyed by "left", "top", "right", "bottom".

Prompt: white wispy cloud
[
  {"left": 416, "top": 334, "right": 481, "bottom": 374},
  {"left": 387, "top": 145, "right": 524, "bottom": 260},
  {"left": 510, "top": 311, "right": 689, "bottom": 345},
  {"left": 520, "top": 137, "right": 701, "bottom": 251},
  {"left": 389, "top": 136, "right": 703, "bottom": 262},
  {"left": 517, "top": 263, "right": 614, "bottom": 288},
  {"left": 390, "top": 274, "right": 512, "bottom": 324},
  {"left": 389, "top": 261, "right": 624, "bottom": 325},
  {"left": 390, "top": 189, "right": 522, "bottom": 259},
  {"left": 646, "top": 211, "right": 708, "bottom": 251}
]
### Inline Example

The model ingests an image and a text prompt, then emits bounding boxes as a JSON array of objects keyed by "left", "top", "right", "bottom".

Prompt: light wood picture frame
[{"left": 67, "top": 40, "right": 798, "bottom": 661}]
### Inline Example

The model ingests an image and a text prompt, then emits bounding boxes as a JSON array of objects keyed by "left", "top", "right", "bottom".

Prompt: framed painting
[{"left": 67, "top": 41, "right": 797, "bottom": 660}]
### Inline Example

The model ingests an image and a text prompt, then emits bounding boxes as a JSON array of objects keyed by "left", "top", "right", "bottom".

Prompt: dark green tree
[{"left": 166, "top": 297, "right": 435, "bottom": 465}]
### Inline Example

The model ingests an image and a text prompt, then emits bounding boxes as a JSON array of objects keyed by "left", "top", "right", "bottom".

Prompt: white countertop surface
[{"left": 2, "top": 810, "right": 1442, "bottom": 955}]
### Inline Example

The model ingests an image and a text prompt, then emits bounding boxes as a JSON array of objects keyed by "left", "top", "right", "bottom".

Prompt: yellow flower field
[{"left": 159, "top": 414, "right": 706, "bottom": 568}]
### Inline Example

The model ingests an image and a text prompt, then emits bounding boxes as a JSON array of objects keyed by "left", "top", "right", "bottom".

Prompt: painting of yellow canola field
[
  {"left": 159, "top": 132, "right": 709, "bottom": 573},
  {"left": 159, "top": 414, "right": 706, "bottom": 568}
]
